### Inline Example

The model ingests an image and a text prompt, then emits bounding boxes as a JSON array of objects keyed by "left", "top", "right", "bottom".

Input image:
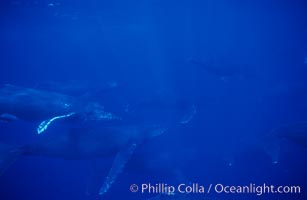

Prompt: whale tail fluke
[{"left": 0, "top": 143, "right": 22, "bottom": 176}]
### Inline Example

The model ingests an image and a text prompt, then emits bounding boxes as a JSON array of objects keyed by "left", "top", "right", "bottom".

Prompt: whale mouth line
[{"left": 37, "top": 112, "right": 76, "bottom": 134}]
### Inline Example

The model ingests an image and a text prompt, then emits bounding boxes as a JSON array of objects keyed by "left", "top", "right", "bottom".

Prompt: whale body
[
  {"left": 0, "top": 125, "right": 165, "bottom": 195},
  {"left": 0, "top": 84, "right": 119, "bottom": 134}
]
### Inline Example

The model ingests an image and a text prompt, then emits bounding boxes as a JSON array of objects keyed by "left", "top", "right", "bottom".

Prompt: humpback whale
[
  {"left": 264, "top": 121, "right": 307, "bottom": 164},
  {"left": 187, "top": 57, "right": 253, "bottom": 81},
  {"left": 271, "top": 121, "right": 307, "bottom": 148},
  {"left": 0, "top": 84, "right": 120, "bottom": 134},
  {"left": 0, "top": 125, "right": 165, "bottom": 195}
]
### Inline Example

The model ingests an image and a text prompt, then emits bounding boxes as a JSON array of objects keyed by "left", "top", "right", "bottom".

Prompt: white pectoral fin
[
  {"left": 99, "top": 143, "right": 137, "bottom": 195},
  {"left": 37, "top": 112, "right": 75, "bottom": 134},
  {"left": 180, "top": 105, "right": 197, "bottom": 124}
]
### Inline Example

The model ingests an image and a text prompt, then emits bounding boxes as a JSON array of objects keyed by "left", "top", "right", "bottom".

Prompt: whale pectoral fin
[
  {"left": 37, "top": 112, "right": 75, "bottom": 134},
  {"left": 99, "top": 143, "right": 137, "bottom": 195},
  {"left": 0, "top": 114, "right": 18, "bottom": 123},
  {"left": 85, "top": 159, "right": 110, "bottom": 196},
  {"left": 180, "top": 105, "right": 197, "bottom": 124}
]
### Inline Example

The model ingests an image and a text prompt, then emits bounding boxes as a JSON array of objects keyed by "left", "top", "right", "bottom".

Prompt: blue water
[{"left": 0, "top": 0, "right": 306, "bottom": 199}]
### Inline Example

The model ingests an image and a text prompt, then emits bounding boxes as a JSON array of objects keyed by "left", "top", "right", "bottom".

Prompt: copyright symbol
[{"left": 130, "top": 184, "right": 138, "bottom": 192}]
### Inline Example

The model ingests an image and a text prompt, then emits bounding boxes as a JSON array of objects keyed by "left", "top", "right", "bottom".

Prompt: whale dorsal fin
[{"left": 99, "top": 143, "right": 137, "bottom": 195}]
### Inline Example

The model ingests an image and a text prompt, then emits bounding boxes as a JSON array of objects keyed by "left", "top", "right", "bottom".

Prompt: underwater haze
[{"left": 0, "top": 0, "right": 306, "bottom": 200}]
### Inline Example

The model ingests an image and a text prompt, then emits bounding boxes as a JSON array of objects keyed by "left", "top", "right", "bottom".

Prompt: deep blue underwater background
[{"left": 0, "top": 0, "right": 307, "bottom": 200}]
